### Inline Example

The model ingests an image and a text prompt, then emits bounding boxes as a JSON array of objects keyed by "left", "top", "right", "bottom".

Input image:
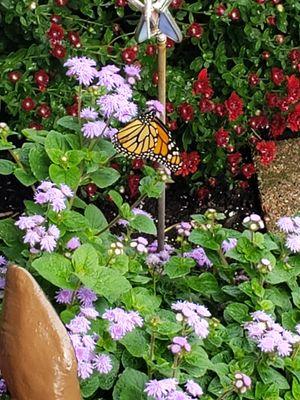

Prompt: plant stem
[
  {"left": 171, "top": 354, "right": 181, "bottom": 378},
  {"left": 218, "top": 247, "right": 229, "bottom": 268}
]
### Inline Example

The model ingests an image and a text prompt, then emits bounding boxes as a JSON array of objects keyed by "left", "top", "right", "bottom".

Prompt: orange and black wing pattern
[{"left": 112, "top": 112, "right": 182, "bottom": 172}]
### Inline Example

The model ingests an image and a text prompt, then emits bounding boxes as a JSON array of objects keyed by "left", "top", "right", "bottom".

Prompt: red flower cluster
[
  {"left": 193, "top": 69, "right": 214, "bottom": 99},
  {"left": 47, "top": 22, "right": 67, "bottom": 59},
  {"left": 187, "top": 23, "right": 203, "bottom": 39},
  {"left": 256, "top": 140, "right": 276, "bottom": 165},
  {"left": 176, "top": 151, "right": 200, "bottom": 177},
  {"left": 34, "top": 69, "right": 49, "bottom": 92},
  {"left": 215, "top": 128, "right": 229, "bottom": 148},
  {"left": 271, "top": 67, "right": 285, "bottom": 86},
  {"left": 128, "top": 174, "right": 140, "bottom": 198},
  {"left": 122, "top": 46, "right": 138, "bottom": 64},
  {"left": 270, "top": 113, "right": 286, "bottom": 137},
  {"left": 249, "top": 115, "right": 269, "bottom": 130},
  {"left": 178, "top": 102, "right": 194, "bottom": 122},
  {"left": 287, "top": 104, "right": 300, "bottom": 132},
  {"left": 225, "top": 92, "right": 244, "bottom": 121},
  {"left": 241, "top": 163, "right": 256, "bottom": 179},
  {"left": 131, "top": 158, "right": 145, "bottom": 170}
]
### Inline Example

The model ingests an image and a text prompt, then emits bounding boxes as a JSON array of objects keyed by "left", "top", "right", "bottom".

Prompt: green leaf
[
  {"left": 108, "top": 190, "right": 123, "bottom": 208},
  {"left": 122, "top": 287, "right": 161, "bottom": 316},
  {"left": 14, "top": 168, "right": 36, "bottom": 186},
  {"left": 165, "top": 256, "right": 195, "bottom": 278},
  {"left": 0, "top": 159, "right": 15, "bottom": 175},
  {"left": 0, "top": 218, "right": 23, "bottom": 246},
  {"left": 98, "top": 354, "right": 120, "bottom": 390},
  {"left": 76, "top": 266, "right": 131, "bottom": 303},
  {"left": 0, "top": 140, "right": 15, "bottom": 150},
  {"left": 224, "top": 303, "right": 249, "bottom": 323},
  {"left": 189, "top": 229, "right": 219, "bottom": 250},
  {"left": 72, "top": 244, "right": 99, "bottom": 275},
  {"left": 31, "top": 253, "right": 76, "bottom": 289},
  {"left": 81, "top": 374, "right": 100, "bottom": 398},
  {"left": 130, "top": 215, "right": 157, "bottom": 235},
  {"left": 257, "top": 363, "right": 289, "bottom": 390},
  {"left": 120, "top": 329, "right": 149, "bottom": 357},
  {"left": 91, "top": 167, "right": 120, "bottom": 189},
  {"left": 187, "top": 272, "right": 219, "bottom": 296},
  {"left": 112, "top": 368, "right": 148, "bottom": 400},
  {"left": 139, "top": 176, "right": 164, "bottom": 198},
  {"left": 45, "top": 130, "right": 68, "bottom": 155},
  {"left": 62, "top": 211, "right": 88, "bottom": 231},
  {"left": 56, "top": 116, "right": 80, "bottom": 132},
  {"left": 84, "top": 204, "right": 108, "bottom": 232},
  {"left": 29, "top": 145, "right": 50, "bottom": 180},
  {"left": 49, "top": 165, "right": 81, "bottom": 189},
  {"left": 292, "top": 378, "right": 300, "bottom": 399}
]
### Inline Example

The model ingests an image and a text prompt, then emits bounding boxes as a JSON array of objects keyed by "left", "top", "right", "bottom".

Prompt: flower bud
[
  {"left": 257, "top": 258, "right": 272, "bottom": 273},
  {"left": 243, "top": 214, "right": 265, "bottom": 231},
  {"left": 234, "top": 372, "right": 251, "bottom": 394},
  {"left": 205, "top": 208, "right": 217, "bottom": 220}
]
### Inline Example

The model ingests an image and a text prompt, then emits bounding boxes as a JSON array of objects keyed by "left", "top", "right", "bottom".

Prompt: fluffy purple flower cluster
[
  {"left": 234, "top": 372, "right": 251, "bottom": 394},
  {"left": 15, "top": 215, "right": 60, "bottom": 253},
  {"left": 277, "top": 216, "right": 300, "bottom": 253},
  {"left": 118, "top": 208, "right": 154, "bottom": 227},
  {"left": 102, "top": 307, "right": 143, "bottom": 340},
  {"left": 130, "top": 237, "right": 148, "bottom": 254},
  {"left": 146, "top": 100, "right": 164, "bottom": 117},
  {"left": 144, "top": 378, "right": 203, "bottom": 400},
  {"left": 0, "top": 378, "right": 7, "bottom": 396},
  {"left": 169, "top": 336, "right": 191, "bottom": 354},
  {"left": 66, "top": 236, "right": 81, "bottom": 251},
  {"left": 184, "top": 247, "right": 212, "bottom": 268},
  {"left": 176, "top": 222, "right": 192, "bottom": 238},
  {"left": 221, "top": 238, "right": 237, "bottom": 253},
  {"left": 245, "top": 311, "right": 300, "bottom": 357},
  {"left": 124, "top": 64, "right": 141, "bottom": 85},
  {"left": 34, "top": 181, "right": 73, "bottom": 212},
  {"left": 171, "top": 301, "right": 211, "bottom": 339},
  {"left": 0, "top": 256, "right": 7, "bottom": 291},
  {"left": 62, "top": 287, "right": 113, "bottom": 379},
  {"left": 97, "top": 93, "right": 138, "bottom": 123},
  {"left": 64, "top": 56, "right": 98, "bottom": 86}
]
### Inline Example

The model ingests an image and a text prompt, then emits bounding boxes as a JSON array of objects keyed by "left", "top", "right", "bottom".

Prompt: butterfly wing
[{"left": 112, "top": 113, "right": 182, "bottom": 172}]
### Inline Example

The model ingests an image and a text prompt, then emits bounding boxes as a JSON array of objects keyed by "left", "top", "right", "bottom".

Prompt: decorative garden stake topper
[{"left": 128, "top": 0, "right": 183, "bottom": 251}]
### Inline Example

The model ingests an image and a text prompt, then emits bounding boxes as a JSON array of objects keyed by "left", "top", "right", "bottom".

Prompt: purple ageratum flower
[
  {"left": 34, "top": 182, "right": 72, "bottom": 212},
  {"left": 102, "top": 127, "right": 118, "bottom": 140},
  {"left": 124, "top": 64, "right": 141, "bottom": 79},
  {"left": 146, "top": 100, "right": 164, "bottom": 117},
  {"left": 80, "top": 107, "right": 98, "bottom": 121},
  {"left": 82, "top": 335, "right": 97, "bottom": 351},
  {"left": 0, "top": 256, "right": 7, "bottom": 266},
  {"left": 102, "top": 307, "right": 143, "bottom": 340},
  {"left": 169, "top": 336, "right": 191, "bottom": 354},
  {"left": 67, "top": 316, "right": 91, "bottom": 334},
  {"left": 60, "top": 184, "right": 74, "bottom": 198},
  {"left": 130, "top": 236, "right": 148, "bottom": 254},
  {"left": 40, "top": 234, "right": 57, "bottom": 252},
  {"left": 76, "top": 287, "right": 97, "bottom": 307},
  {"left": 80, "top": 307, "right": 99, "bottom": 320},
  {"left": 77, "top": 361, "right": 94, "bottom": 380},
  {"left": 144, "top": 378, "right": 178, "bottom": 400},
  {"left": 67, "top": 237, "right": 81, "bottom": 250},
  {"left": 55, "top": 289, "right": 74, "bottom": 304},
  {"left": 96, "top": 65, "right": 125, "bottom": 90},
  {"left": 93, "top": 354, "right": 113, "bottom": 374},
  {"left": 286, "top": 234, "right": 300, "bottom": 253},
  {"left": 184, "top": 247, "right": 212, "bottom": 268},
  {"left": 115, "top": 83, "right": 133, "bottom": 99},
  {"left": 64, "top": 56, "right": 98, "bottom": 86},
  {"left": 48, "top": 224, "right": 60, "bottom": 239},
  {"left": 176, "top": 222, "right": 192, "bottom": 237},
  {"left": 167, "top": 391, "right": 193, "bottom": 400},
  {"left": 221, "top": 238, "right": 238, "bottom": 253},
  {"left": 15, "top": 215, "right": 45, "bottom": 230},
  {"left": 82, "top": 120, "right": 107, "bottom": 139},
  {"left": 97, "top": 94, "right": 138, "bottom": 123},
  {"left": 277, "top": 217, "right": 296, "bottom": 233},
  {"left": 185, "top": 380, "right": 203, "bottom": 398},
  {"left": 0, "top": 378, "right": 7, "bottom": 395}
]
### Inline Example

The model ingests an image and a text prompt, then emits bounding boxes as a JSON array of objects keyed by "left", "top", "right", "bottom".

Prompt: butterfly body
[{"left": 112, "top": 112, "right": 182, "bottom": 172}]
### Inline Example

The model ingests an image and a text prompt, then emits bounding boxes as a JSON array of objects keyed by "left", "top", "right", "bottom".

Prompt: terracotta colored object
[{"left": 0, "top": 265, "right": 81, "bottom": 400}]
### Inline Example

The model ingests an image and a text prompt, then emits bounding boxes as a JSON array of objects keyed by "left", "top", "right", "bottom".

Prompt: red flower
[
  {"left": 66, "top": 103, "right": 78, "bottom": 117},
  {"left": 241, "top": 163, "right": 256, "bottom": 179},
  {"left": 47, "top": 23, "right": 64, "bottom": 42},
  {"left": 214, "top": 103, "right": 227, "bottom": 117},
  {"left": 176, "top": 151, "right": 200, "bottom": 177},
  {"left": 110, "top": 162, "right": 120, "bottom": 170},
  {"left": 193, "top": 69, "right": 214, "bottom": 98},
  {"left": 28, "top": 122, "right": 43, "bottom": 130},
  {"left": 37, "top": 103, "right": 52, "bottom": 119},
  {"left": 178, "top": 102, "right": 194, "bottom": 122},
  {"left": 51, "top": 44, "right": 66, "bottom": 58},
  {"left": 8, "top": 71, "right": 22, "bottom": 83},
  {"left": 287, "top": 104, "right": 300, "bottom": 132},
  {"left": 270, "top": 113, "right": 286, "bottom": 137},
  {"left": 167, "top": 119, "right": 178, "bottom": 131},
  {"left": 199, "top": 98, "right": 214, "bottom": 113},
  {"left": 122, "top": 47, "right": 137, "bottom": 64},
  {"left": 128, "top": 174, "right": 140, "bottom": 198},
  {"left": 225, "top": 91, "right": 244, "bottom": 121},
  {"left": 68, "top": 31, "right": 81, "bottom": 48},
  {"left": 21, "top": 97, "right": 36, "bottom": 112},
  {"left": 248, "top": 73, "right": 260, "bottom": 87},
  {"left": 85, "top": 183, "right": 97, "bottom": 197},
  {"left": 146, "top": 44, "right": 157, "bottom": 56},
  {"left": 266, "top": 92, "right": 279, "bottom": 108},
  {"left": 256, "top": 140, "right": 276, "bottom": 165},
  {"left": 196, "top": 187, "right": 209, "bottom": 202},
  {"left": 166, "top": 38, "right": 174, "bottom": 48},
  {"left": 227, "top": 152, "right": 242, "bottom": 166},
  {"left": 170, "top": 0, "right": 183, "bottom": 9},
  {"left": 289, "top": 49, "right": 300, "bottom": 65},
  {"left": 131, "top": 158, "right": 145, "bottom": 170},
  {"left": 271, "top": 67, "right": 285, "bottom": 86},
  {"left": 215, "top": 128, "right": 229, "bottom": 148},
  {"left": 166, "top": 102, "right": 174, "bottom": 114},
  {"left": 187, "top": 23, "right": 203, "bottom": 38},
  {"left": 34, "top": 69, "right": 49, "bottom": 91},
  {"left": 287, "top": 75, "right": 300, "bottom": 104},
  {"left": 249, "top": 115, "right": 269, "bottom": 130}
]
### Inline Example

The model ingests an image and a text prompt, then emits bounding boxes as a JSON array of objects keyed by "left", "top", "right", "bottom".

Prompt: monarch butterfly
[{"left": 112, "top": 111, "right": 182, "bottom": 172}]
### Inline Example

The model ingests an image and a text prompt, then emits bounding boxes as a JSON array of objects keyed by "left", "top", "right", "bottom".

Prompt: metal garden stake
[{"left": 127, "top": 0, "right": 182, "bottom": 251}]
